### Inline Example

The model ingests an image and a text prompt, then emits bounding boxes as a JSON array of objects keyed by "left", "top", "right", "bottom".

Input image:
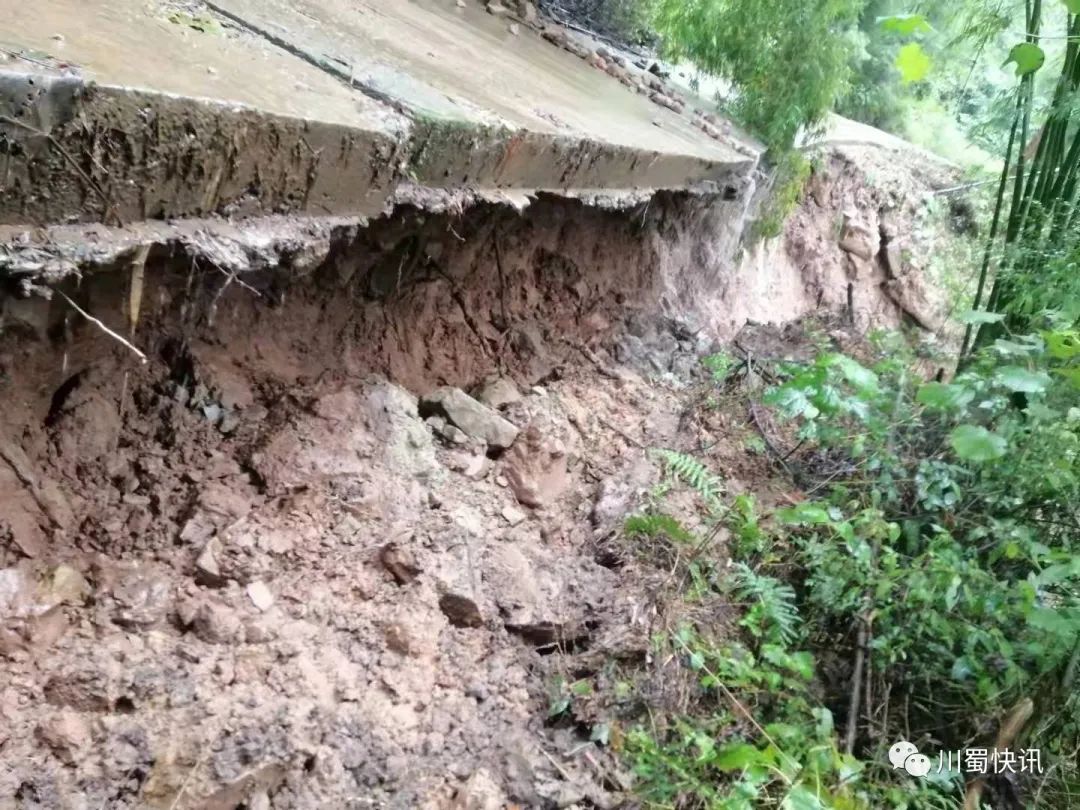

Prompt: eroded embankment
[
  {"left": 0, "top": 143, "right": 957, "bottom": 808},
  {"left": 0, "top": 192, "right": 759, "bottom": 809}
]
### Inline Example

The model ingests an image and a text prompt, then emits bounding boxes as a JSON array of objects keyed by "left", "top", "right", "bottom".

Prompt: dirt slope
[{"left": 0, "top": 139, "right": 957, "bottom": 808}]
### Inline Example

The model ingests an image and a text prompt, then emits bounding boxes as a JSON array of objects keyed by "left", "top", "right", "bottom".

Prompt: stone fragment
[
  {"left": 25, "top": 606, "right": 69, "bottom": 649},
  {"left": 110, "top": 566, "right": 172, "bottom": 628},
  {"left": 420, "top": 387, "right": 519, "bottom": 449},
  {"left": 464, "top": 455, "right": 489, "bottom": 480},
  {"left": 439, "top": 593, "right": 483, "bottom": 628},
  {"left": 192, "top": 600, "right": 243, "bottom": 644},
  {"left": 503, "top": 424, "right": 569, "bottom": 508},
  {"left": 0, "top": 567, "right": 32, "bottom": 619},
  {"left": 244, "top": 616, "right": 279, "bottom": 644},
  {"left": 36, "top": 710, "right": 90, "bottom": 764},
  {"left": 883, "top": 277, "right": 945, "bottom": 332},
  {"left": 246, "top": 581, "right": 274, "bottom": 612},
  {"left": 195, "top": 538, "right": 225, "bottom": 587},
  {"left": 379, "top": 543, "right": 420, "bottom": 585},
  {"left": 452, "top": 768, "right": 508, "bottom": 810},
  {"left": 44, "top": 667, "right": 113, "bottom": 711},
  {"left": 448, "top": 452, "right": 490, "bottom": 480},
  {"left": 501, "top": 505, "right": 527, "bottom": 527},
  {"left": 591, "top": 458, "right": 656, "bottom": 529},
  {"left": 32, "top": 564, "right": 90, "bottom": 612},
  {"left": 839, "top": 210, "right": 877, "bottom": 261},
  {"left": 542, "top": 28, "right": 568, "bottom": 47},
  {"left": 473, "top": 376, "right": 521, "bottom": 410},
  {"left": 883, "top": 243, "right": 905, "bottom": 278},
  {"left": 519, "top": 1, "right": 538, "bottom": 24},
  {"left": 198, "top": 481, "right": 253, "bottom": 520}
]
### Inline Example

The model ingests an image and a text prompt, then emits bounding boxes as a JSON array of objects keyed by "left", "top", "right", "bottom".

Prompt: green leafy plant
[
  {"left": 651, "top": 449, "right": 725, "bottom": 512},
  {"left": 731, "top": 563, "right": 801, "bottom": 647},
  {"left": 762, "top": 329, "right": 1080, "bottom": 804},
  {"left": 754, "top": 151, "right": 813, "bottom": 240},
  {"left": 702, "top": 350, "right": 736, "bottom": 383},
  {"left": 624, "top": 512, "right": 695, "bottom": 544}
]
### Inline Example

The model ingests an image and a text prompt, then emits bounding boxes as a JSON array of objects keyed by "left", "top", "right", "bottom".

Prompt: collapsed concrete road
[{"left": 1, "top": 0, "right": 756, "bottom": 228}]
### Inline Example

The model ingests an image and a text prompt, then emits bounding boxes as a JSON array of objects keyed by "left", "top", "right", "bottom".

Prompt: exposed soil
[
  {"left": 0, "top": 193, "right": 751, "bottom": 809},
  {"left": 0, "top": 146, "right": 954, "bottom": 808}
]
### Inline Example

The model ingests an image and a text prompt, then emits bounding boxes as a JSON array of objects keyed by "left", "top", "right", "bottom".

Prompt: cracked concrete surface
[{"left": 0, "top": 0, "right": 757, "bottom": 228}]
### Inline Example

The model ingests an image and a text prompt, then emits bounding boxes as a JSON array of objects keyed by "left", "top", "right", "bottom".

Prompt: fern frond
[
  {"left": 651, "top": 449, "right": 725, "bottom": 510},
  {"left": 731, "top": 563, "right": 800, "bottom": 647},
  {"left": 624, "top": 513, "right": 695, "bottom": 544}
]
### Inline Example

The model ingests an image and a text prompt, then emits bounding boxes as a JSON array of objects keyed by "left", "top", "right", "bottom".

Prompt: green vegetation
[
  {"left": 650, "top": 0, "right": 864, "bottom": 152},
  {"left": 962, "top": 2, "right": 1080, "bottom": 355},
  {"left": 614, "top": 327, "right": 1079, "bottom": 807}
]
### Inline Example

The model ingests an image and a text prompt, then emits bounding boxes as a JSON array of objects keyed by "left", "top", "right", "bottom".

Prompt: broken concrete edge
[
  {"left": 0, "top": 214, "right": 362, "bottom": 289},
  {"left": 0, "top": 67, "right": 406, "bottom": 226},
  {"left": 0, "top": 181, "right": 741, "bottom": 289},
  {"left": 0, "top": 64, "right": 758, "bottom": 228}
]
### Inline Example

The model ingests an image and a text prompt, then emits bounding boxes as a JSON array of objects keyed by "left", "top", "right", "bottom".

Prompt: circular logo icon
[
  {"left": 904, "top": 753, "right": 932, "bottom": 778},
  {"left": 889, "top": 740, "right": 919, "bottom": 769}
]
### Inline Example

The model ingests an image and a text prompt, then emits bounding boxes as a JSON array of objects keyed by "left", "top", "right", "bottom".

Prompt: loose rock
[
  {"left": 503, "top": 424, "right": 569, "bottom": 508},
  {"left": 194, "top": 538, "right": 225, "bottom": 587},
  {"left": 36, "top": 710, "right": 91, "bottom": 764},
  {"left": 246, "top": 581, "right": 274, "bottom": 612},
  {"left": 379, "top": 542, "right": 420, "bottom": 585},
  {"left": 474, "top": 376, "right": 522, "bottom": 410},
  {"left": 192, "top": 600, "right": 243, "bottom": 644},
  {"left": 439, "top": 593, "right": 483, "bottom": 628},
  {"left": 420, "top": 387, "right": 519, "bottom": 449},
  {"left": 501, "top": 505, "right": 527, "bottom": 526}
]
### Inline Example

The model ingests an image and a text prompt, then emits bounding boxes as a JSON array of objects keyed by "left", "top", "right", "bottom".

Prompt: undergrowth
[{"left": 613, "top": 325, "right": 1080, "bottom": 808}]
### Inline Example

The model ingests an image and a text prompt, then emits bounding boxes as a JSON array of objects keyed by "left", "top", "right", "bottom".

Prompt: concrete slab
[
  {"left": 0, "top": 0, "right": 757, "bottom": 228},
  {"left": 206, "top": 0, "right": 753, "bottom": 192},
  {"left": 0, "top": 0, "right": 408, "bottom": 225}
]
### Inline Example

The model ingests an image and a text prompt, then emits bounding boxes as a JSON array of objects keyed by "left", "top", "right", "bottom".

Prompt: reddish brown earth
[
  {"left": 0, "top": 143, "right": 956, "bottom": 808},
  {"left": 0, "top": 194, "right": 767, "bottom": 809}
]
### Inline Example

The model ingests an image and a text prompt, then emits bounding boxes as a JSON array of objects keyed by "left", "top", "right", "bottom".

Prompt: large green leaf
[
  {"left": 831, "top": 355, "right": 879, "bottom": 393},
  {"left": 877, "top": 13, "right": 933, "bottom": 35},
  {"left": 714, "top": 743, "right": 767, "bottom": 772},
  {"left": 777, "top": 503, "right": 832, "bottom": 525},
  {"left": 1056, "top": 367, "right": 1080, "bottom": 390},
  {"left": 950, "top": 425, "right": 1008, "bottom": 462},
  {"left": 995, "top": 366, "right": 1052, "bottom": 393},
  {"left": 896, "top": 42, "right": 932, "bottom": 83},
  {"left": 917, "top": 382, "right": 974, "bottom": 410},
  {"left": 1005, "top": 42, "right": 1046, "bottom": 75},
  {"left": 768, "top": 387, "right": 821, "bottom": 420},
  {"left": 1043, "top": 329, "right": 1080, "bottom": 360}
]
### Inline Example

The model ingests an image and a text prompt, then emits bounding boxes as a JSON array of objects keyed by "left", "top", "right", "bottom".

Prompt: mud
[{"left": 0, "top": 191, "right": 740, "bottom": 809}]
